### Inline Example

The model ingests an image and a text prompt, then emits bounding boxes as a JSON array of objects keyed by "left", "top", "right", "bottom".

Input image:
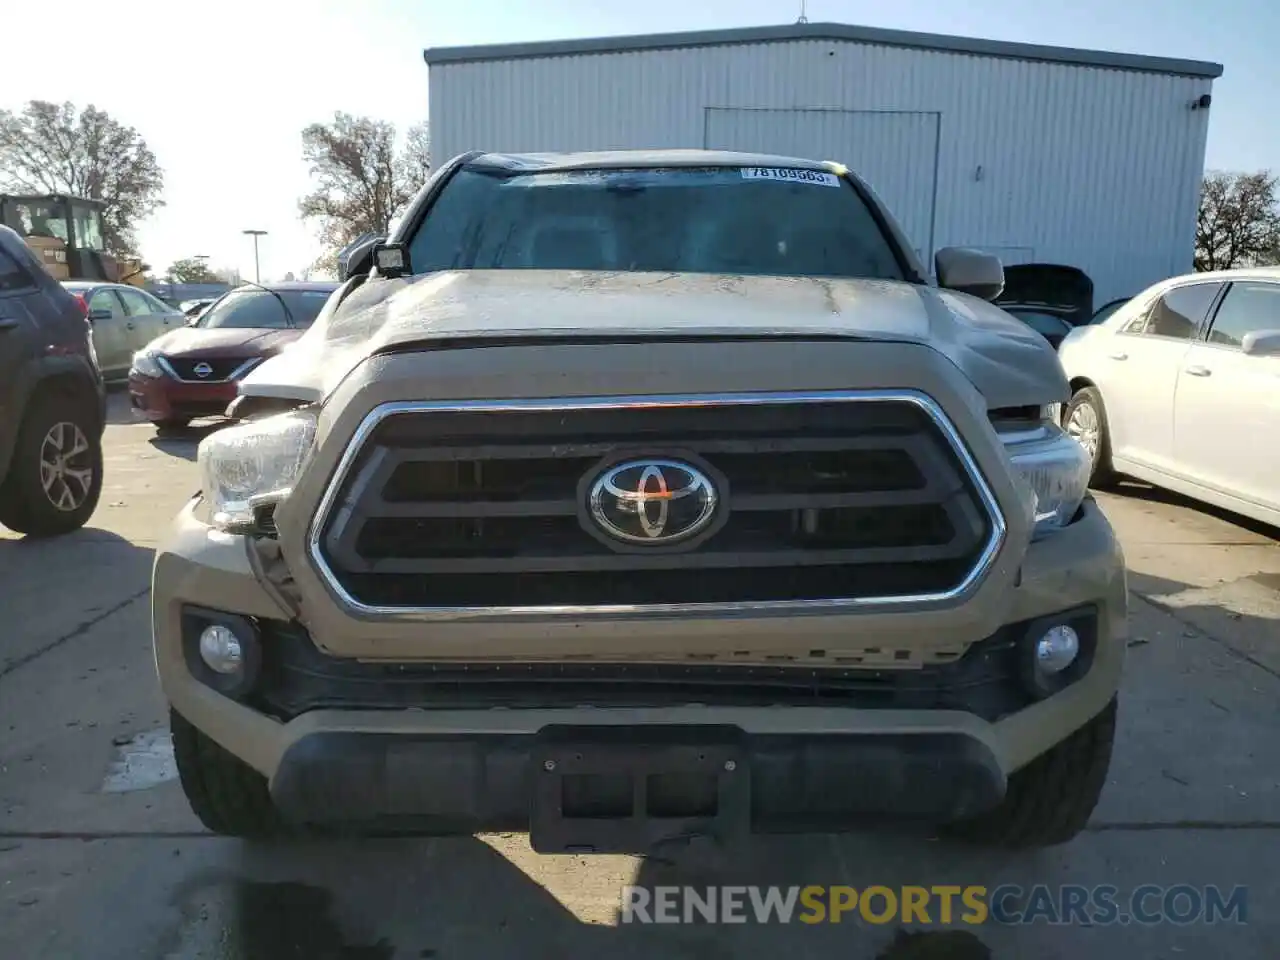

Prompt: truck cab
[{"left": 0, "top": 193, "right": 143, "bottom": 285}]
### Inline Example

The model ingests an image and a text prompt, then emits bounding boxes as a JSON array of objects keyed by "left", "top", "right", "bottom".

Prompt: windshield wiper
[{"left": 234, "top": 280, "right": 296, "bottom": 328}]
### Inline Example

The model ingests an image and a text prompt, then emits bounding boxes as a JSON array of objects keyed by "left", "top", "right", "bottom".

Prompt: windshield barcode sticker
[{"left": 740, "top": 167, "right": 840, "bottom": 187}]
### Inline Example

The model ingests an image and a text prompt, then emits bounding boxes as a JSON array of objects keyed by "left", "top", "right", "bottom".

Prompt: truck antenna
[{"left": 796, "top": 0, "right": 808, "bottom": 23}]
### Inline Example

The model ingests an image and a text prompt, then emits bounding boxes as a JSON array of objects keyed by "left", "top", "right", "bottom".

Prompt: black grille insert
[
  {"left": 316, "top": 397, "right": 996, "bottom": 609},
  {"left": 164, "top": 356, "right": 252, "bottom": 380},
  {"left": 253, "top": 620, "right": 1037, "bottom": 723}
]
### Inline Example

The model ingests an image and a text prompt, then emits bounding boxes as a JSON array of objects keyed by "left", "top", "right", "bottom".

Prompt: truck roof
[
  {"left": 467, "top": 149, "right": 834, "bottom": 174},
  {"left": 0, "top": 193, "right": 105, "bottom": 207}
]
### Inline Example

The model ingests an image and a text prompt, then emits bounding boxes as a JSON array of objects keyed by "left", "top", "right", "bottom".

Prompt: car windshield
[
  {"left": 407, "top": 165, "right": 906, "bottom": 281},
  {"left": 195, "top": 288, "right": 333, "bottom": 329}
]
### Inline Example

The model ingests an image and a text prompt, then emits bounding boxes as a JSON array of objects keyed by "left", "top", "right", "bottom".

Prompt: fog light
[
  {"left": 199, "top": 624, "right": 244, "bottom": 674},
  {"left": 1035, "top": 625, "right": 1080, "bottom": 675}
]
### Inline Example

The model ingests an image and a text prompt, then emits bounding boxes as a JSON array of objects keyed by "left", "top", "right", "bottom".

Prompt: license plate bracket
[{"left": 529, "top": 726, "right": 750, "bottom": 854}]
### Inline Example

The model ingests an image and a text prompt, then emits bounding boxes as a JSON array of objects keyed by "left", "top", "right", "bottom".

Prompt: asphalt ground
[{"left": 2, "top": 391, "right": 1278, "bottom": 959}]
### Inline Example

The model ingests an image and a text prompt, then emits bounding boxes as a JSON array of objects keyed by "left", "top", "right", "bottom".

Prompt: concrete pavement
[{"left": 2, "top": 393, "right": 1278, "bottom": 958}]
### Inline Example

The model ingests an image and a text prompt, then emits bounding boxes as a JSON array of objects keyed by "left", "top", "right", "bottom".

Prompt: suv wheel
[
  {"left": 0, "top": 393, "right": 104, "bottom": 537},
  {"left": 943, "top": 698, "right": 1117, "bottom": 849},
  {"left": 170, "top": 710, "right": 287, "bottom": 838},
  {"left": 1063, "top": 386, "right": 1116, "bottom": 487}
]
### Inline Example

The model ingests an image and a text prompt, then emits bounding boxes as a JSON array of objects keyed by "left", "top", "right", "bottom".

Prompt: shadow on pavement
[
  {"left": 1103, "top": 479, "right": 1280, "bottom": 542},
  {"left": 147, "top": 422, "right": 228, "bottom": 462},
  {"left": 0, "top": 523, "right": 151, "bottom": 557},
  {"left": 157, "top": 833, "right": 1006, "bottom": 959},
  {"left": 1126, "top": 568, "right": 1279, "bottom": 677},
  {"left": 1129, "top": 569, "right": 1280, "bottom": 606},
  {"left": 0, "top": 528, "right": 154, "bottom": 675}
]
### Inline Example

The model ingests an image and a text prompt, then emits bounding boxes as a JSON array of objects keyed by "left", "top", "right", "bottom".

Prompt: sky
[{"left": 2, "top": 0, "right": 1276, "bottom": 282}]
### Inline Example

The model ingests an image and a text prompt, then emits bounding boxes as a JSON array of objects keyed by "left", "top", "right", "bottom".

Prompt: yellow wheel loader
[{"left": 0, "top": 194, "right": 147, "bottom": 285}]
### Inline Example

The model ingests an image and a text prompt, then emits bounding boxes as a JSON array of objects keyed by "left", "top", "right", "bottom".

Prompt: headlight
[
  {"left": 1002, "top": 421, "right": 1090, "bottom": 539},
  {"left": 131, "top": 349, "right": 163, "bottom": 378},
  {"left": 197, "top": 409, "right": 317, "bottom": 532}
]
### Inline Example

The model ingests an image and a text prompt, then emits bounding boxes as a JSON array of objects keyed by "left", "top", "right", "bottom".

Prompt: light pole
[{"left": 242, "top": 229, "right": 267, "bottom": 283}]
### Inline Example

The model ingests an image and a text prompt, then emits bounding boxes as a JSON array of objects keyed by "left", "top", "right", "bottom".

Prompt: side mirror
[
  {"left": 935, "top": 247, "right": 1005, "bottom": 302},
  {"left": 338, "top": 234, "right": 383, "bottom": 281},
  {"left": 87, "top": 308, "right": 112, "bottom": 322},
  {"left": 1241, "top": 329, "right": 1280, "bottom": 357}
]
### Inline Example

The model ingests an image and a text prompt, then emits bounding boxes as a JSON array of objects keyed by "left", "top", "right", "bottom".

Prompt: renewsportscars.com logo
[{"left": 620, "top": 885, "right": 1249, "bottom": 926}]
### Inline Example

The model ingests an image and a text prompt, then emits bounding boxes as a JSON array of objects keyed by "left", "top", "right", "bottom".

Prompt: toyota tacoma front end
[{"left": 152, "top": 151, "right": 1126, "bottom": 852}]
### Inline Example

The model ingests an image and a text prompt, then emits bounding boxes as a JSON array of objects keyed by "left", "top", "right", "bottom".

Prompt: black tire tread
[
  {"left": 1065, "top": 386, "right": 1116, "bottom": 487},
  {"left": 945, "top": 698, "right": 1117, "bottom": 849},
  {"left": 170, "top": 709, "right": 286, "bottom": 838},
  {"left": 0, "top": 390, "right": 103, "bottom": 536}
]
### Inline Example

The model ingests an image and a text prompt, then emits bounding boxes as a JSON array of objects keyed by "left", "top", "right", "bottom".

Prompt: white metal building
[{"left": 424, "top": 23, "right": 1222, "bottom": 304}]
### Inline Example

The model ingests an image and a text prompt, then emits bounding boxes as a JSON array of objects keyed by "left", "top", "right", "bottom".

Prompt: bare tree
[
  {"left": 402, "top": 122, "right": 432, "bottom": 187},
  {"left": 0, "top": 101, "right": 164, "bottom": 255},
  {"left": 298, "top": 114, "right": 431, "bottom": 270},
  {"left": 1195, "top": 170, "right": 1280, "bottom": 272}
]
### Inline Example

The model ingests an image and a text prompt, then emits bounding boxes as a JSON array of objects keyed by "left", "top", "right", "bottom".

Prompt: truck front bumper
[
  {"left": 271, "top": 725, "right": 1006, "bottom": 850},
  {"left": 152, "top": 497, "right": 1126, "bottom": 846}
]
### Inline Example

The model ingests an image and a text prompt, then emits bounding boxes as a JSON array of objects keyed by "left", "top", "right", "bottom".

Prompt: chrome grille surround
[{"left": 305, "top": 390, "right": 1008, "bottom": 621}]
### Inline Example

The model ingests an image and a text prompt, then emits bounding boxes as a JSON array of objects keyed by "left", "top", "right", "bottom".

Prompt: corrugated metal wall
[
  {"left": 703, "top": 108, "right": 941, "bottom": 260},
  {"left": 428, "top": 39, "right": 1214, "bottom": 304}
]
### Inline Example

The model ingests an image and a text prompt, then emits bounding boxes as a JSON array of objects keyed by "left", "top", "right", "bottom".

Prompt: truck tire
[
  {"left": 170, "top": 709, "right": 287, "bottom": 838},
  {"left": 944, "top": 698, "right": 1117, "bottom": 849},
  {"left": 1063, "top": 386, "right": 1116, "bottom": 487},
  {"left": 0, "top": 391, "right": 104, "bottom": 537}
]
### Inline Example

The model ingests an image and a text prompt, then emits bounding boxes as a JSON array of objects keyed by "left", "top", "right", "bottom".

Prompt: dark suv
[{"left": 0, "top": 225, "right": 106, "bottom": 536}]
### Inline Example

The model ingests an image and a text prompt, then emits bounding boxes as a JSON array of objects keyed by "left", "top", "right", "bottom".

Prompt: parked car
[
  {"left": 995, "top": 264, "right": 1094, "bottom": 350},
  {"left": 128, "top": 281, "right": 339, "bottom": 430},
  {"left": 180, "top": 298, "right": 216, "bottom": 318},
  {"left": 154, "top": 150, "right": 1124, "bottom": 854},
  {"left": 1059, "top": 267, "right": 1280, "bottom": 527},
  {"left": 63, "top": 281, "right": 187, "bottom": 381},
  {"left": 0, "top": 225, "right": 105, "bottom": 536}
]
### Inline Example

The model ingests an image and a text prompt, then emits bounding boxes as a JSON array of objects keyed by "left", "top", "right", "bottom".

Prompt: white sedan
[{"left": 1057, "top": 267, "right": 1280, "bottom": 528}]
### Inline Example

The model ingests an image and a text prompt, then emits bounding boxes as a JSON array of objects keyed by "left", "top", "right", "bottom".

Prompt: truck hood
[{"left": 241, "top": 270, "right": 1068, "bottom": 410}]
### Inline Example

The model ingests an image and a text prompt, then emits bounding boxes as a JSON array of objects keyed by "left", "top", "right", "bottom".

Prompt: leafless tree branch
[
  {"left": 0, "top": 101, "right": 164, "bottom": 256},
  {"left": 297, "top": 113, "right": 431, "bottom": 270},
  {"left": 1195, "top": 170, "right": 1280, "bottom": 271}
]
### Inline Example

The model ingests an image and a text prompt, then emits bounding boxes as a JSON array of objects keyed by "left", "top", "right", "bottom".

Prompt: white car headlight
[
  {"left": 197, "top": 409, "right": 317, "bottom": 531},
  {"left": 1002, "top": 421, "right": 1091, "bottom": 539},
  {"left": 131, "top": 349, "right": 163, "bottom": 378}
]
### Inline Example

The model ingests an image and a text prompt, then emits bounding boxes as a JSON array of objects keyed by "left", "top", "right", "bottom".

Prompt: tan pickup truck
[{"left": 152, "top": 151, "right": 1126, "bottom": 853}]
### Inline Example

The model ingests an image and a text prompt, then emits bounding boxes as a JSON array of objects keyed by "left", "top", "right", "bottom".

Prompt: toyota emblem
[
  {"left": 588, "top": 459, "right": 719, "bottom": 545},
  {"left": 192, "top": 362, "right": 213, "bottom": 378}
]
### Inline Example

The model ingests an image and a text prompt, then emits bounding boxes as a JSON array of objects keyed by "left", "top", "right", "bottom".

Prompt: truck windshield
[
  {"left": 13, "top": 200, "right": 70, "bottom": 243},
  {"left": 70, "top": 204, "right": 105, "bottom": 252},
  {"left": 407, "top": 165, "right": 906, "bottom": 281}
]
